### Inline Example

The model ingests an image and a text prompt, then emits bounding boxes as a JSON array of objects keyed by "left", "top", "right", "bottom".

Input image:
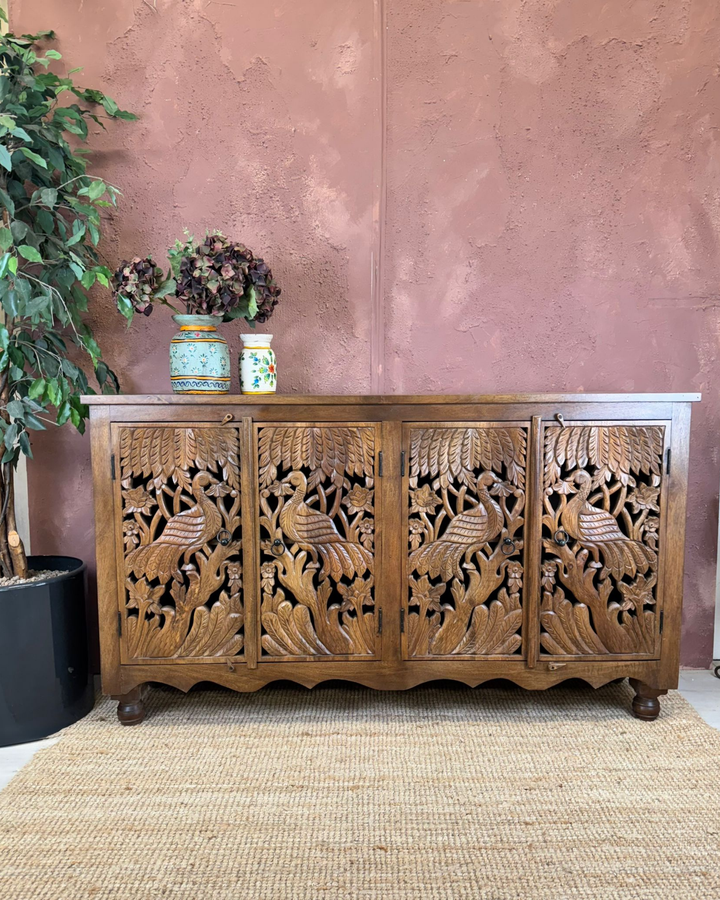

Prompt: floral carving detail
[
  {"left": 226, "top": 562, "right": 242, "bottom": 592},
  {"left": 358, "top": 519, "right": 374, "bottom": 550},
  {"left": 409, "top": 484, "right": 442, "bottom": 515},
  {"left": 261, "top": 562, "right": 276, "bottom": 592},
  {"left": 627, "top": 484, "right": 660, "bottom": 513},
  {"left": 409, "top": 575, "right": 445, "bottom": 616},
  {"left": 618, "top": 573, "right": 657, "bottom": 612},
  {"left": 409, "top": 519, "right": 424, "bottom": 551},
  {"left": 541, "top": 562, "right": 557, "bottom": 591},
  {"left": 343, "top": 486, "right": 374, "bottom": 514},
  {"left": 122, "top": 486, "right": 157, "bottom": 516},
  {"left": 126, "top": 578, "right": 165, "bottom": 615},
  {"left": 644, "top": 517, "right": 659, "bottom": 550},
  {"left": 123, "top": 520, "right": 140, "bottom": 550},
  {"left": 506, "top": 562, "right": 523, "bottom": 594}
]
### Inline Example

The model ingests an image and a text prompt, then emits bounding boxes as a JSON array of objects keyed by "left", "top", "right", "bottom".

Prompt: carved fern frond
[
  {"left": 120, "top": 426, "right": 240, "bottom": 490},
  {"left": 258, "top": 426, "right": 375, "bottom": 487},
  {"left": 409, "top": 427, "right": 526, "bottom": 489},
  {"left": 544, "top": 425, "right": 664, "bottom": 487}
]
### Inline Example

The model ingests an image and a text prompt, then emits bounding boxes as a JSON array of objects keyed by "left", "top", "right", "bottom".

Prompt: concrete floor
[{"left": 1, "top": 670, "right": 718, "bottom": 792}]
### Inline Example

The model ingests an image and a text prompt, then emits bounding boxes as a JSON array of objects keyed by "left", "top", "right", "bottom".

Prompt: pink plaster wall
[{"left": 12, "top": 0, "right": 720, "bottom": 666}]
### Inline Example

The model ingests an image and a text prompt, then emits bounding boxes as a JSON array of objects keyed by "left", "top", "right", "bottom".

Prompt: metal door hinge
[
  {"left": 117, "top": 611, "right": 122, "bottom": 637},
  {"left": 400, "top": 450, "right": 406, "bottom": 477},
  {"left": 378, "top": 451, "right": 383, "bottom": 477},
  {"left": 110, "top": 454, "right": 116, "bottom": 480},
  {"left": 659, "top": 610, "right": 664, "bottom": 634},
  {"left": 665, "top": 448, "right": 671, "bottom": 476},
  {"left": 400, "top": 608, "right": 405, "bottom": 633},
  {"left": 377, "top": 608, "right": 383, "bottom": 635}
]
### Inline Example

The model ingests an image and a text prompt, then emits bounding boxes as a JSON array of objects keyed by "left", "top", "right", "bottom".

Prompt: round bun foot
[
  {"left": 115, "top": 687, "right": 146, "bottom": 725},
  {"left": 629, "top": 678, "right": 664, "bottom": 721}
]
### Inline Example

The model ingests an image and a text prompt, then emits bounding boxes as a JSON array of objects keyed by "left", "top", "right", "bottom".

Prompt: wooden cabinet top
[{"left": 82, "top": 392, "right": 701, "bottom": 406}]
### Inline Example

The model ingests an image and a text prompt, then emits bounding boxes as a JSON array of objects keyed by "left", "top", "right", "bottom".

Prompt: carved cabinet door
[
  {"left": 114, "top": 424, "right": 245, "bottom": 663},
  {"left": 403, "top": 423, "right": 528, "bottom": 659},
  {"left": 256, "top": 423, "right": 381, "bottom": 661},
  {"left": 539, "top": 422, "right": 668, "bottom": 659}
]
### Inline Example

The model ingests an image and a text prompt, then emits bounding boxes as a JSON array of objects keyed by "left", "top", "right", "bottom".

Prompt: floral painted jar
[
  {"left": 169, "top": 314, "right": 230, "bottom": 394},
  {"left": 239, "top": 334, "right": 277, "bottom": 394}
]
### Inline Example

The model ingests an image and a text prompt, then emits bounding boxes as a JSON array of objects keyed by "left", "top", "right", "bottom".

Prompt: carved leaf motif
[
  {"left": 540, "top": 587, "right": 608, "bottom": 655},
  {"left": 120, "top": 426, "right": 240, "bottom": 490},
  {"left": 259, "top": 426, "right": 375, "bottom": 488},
  {"left": 410, "top": 426, "right": 526, "bottom": 489},
  {"left": 543, "top": 425, "right": 663, "bottom": 487}
]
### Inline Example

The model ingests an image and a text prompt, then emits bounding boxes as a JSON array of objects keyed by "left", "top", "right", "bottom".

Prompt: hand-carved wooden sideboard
[{"left": 84, "top": 393, "right": 699, "bottom": 724}]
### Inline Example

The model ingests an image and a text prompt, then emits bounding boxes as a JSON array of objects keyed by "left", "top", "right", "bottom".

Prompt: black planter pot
[{"left": 0, "top": 556, "right": 94, "bottom": 747}]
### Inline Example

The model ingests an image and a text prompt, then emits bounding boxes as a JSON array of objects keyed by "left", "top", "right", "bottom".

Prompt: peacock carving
[
  {"left": 279, "top": 471, "right": 372, "bottom": 581},
  {"left": 126, "top": 471, "right": 223, "bottom": 584},
  {"left": 560, "top": 470, "right": 656, "bottom": 580},
  {"left": 409, "top": 471, "right": 504, "bottom": 581}
]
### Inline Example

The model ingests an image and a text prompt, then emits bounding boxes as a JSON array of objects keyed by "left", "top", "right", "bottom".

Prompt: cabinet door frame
[
  {"left": 110, "top": 421, "right": 245, "bottom": 666},
  {"left": 400, "top": 420, "right": 533, "bottom": 662},
  {"left": 252, "top": 419, "right": 388, "bottom": 664},
  {"left": 534, "top": 416, "right": 672, "bottom": 664}
]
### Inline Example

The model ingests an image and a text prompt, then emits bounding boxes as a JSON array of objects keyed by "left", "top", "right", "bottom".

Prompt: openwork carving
[
  {"left": 406, "top": 426, "right": 526, "bottom": 657},
  {"left": 119, "top": 426, "right": 243, "bottom": 659},
  {"left": 541, "top": 425, "right": 664, "bottom": 656},
  {"left": 258, "top": 425, "right": 376, "bottom": 657}
]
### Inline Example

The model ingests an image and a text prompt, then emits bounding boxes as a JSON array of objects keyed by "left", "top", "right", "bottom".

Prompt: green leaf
[
  {"left": 37, "top": 209, "right": 54, "bottom": 234},
  {"left": 0, "top": 145, "right": 12, "bottom": 171},
  {"left": 0, "top": 253, "right": 9, "bottom": 279},
  {"left": 19, "top": 147, "right": 48, "bottom": 168},
  {"left": 95, "top": 270, "right": 109, "bottom": 287},
  {"left": 0, "top": 229, "right": 11, "bottom": 252},
  {"left": 80, "top": 270, "right": 96, "bottom": 289},
  {"left": 0, "top": 189, "right": 15, "bottom": 216},
  {"left": 7, "top": 256, "right": 17, "bottom": 275},
  {"left": 40, "top": 187, "right": 57, "bottom": 208},
  {"left": 66, "top": 224, "right": 85, "bottom": 246},
  {"left": 17, "top": 245, "right": 42, "bottom": 263},
  {"left": 45, "top": 49, "right": 62, "bottom": 60},
  {"left": 18, "top": 432, "right": 32, "bottom": 459},
  {"left": 116, "top": 294, "right": 134, "bottom": 324},
  {"left": 0, "top": 326, "right": 8, "bottom": 351},
  {"left": 155, "top": 278, "right": 177, "bottom": 299},
  {"left": 28, "top": 377, "right": 46, "bottom": 399},
  {"left": 3, "top": 423, "right": 17, "bottom": 450},
  {"left": 56, "top": 400, "right": 71, "bottom": 426},
  {"left": 87, "top": 179, "right": 106, "bottom": 201},
  {"left": 6, "top": 399, "right": 26, "bottom": 420},
  {"left": 46, "top": 379, "right": 61, "bottom": 406},
  {"left": 24, "top": 413, "right": 46, "bottom": 431}
]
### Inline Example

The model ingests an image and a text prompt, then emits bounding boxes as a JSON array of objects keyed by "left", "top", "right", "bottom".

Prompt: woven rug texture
[{"left": 0, "top": 681, "right": 719, "bottom": 899}]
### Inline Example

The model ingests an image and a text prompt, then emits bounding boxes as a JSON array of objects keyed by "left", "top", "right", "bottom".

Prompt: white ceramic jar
[{"left": 239, "top": 334, "right": 277, "bottom": 394}]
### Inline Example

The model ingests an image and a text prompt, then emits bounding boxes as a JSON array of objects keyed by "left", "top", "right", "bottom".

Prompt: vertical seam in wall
[{"left": 370, "top": 0, "right": 387, "bottom": 393}]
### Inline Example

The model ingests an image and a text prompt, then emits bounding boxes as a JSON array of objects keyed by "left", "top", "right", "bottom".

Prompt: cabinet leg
[
  {"left": 629, "top": 679, "right": 666, "bottom": 721},
  {"left": 114, "top": 686, "right": 146, "bottom": 725}
]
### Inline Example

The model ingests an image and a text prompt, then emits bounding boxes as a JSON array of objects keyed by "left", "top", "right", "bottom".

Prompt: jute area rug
[{"left": 1, "top": 681, "right": 719, "bottom": 899}]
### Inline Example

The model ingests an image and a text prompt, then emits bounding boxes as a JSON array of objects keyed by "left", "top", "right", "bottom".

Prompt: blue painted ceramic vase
[
  {"left": 239, "top": 333, "right": 277, "bottom": 394},
  {"left": 169, "top": 315, "right": 230, "bottom": 394}
]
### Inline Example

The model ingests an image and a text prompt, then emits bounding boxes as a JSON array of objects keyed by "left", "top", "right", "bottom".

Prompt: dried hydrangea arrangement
[{"left": 111, "top": 231, "right": 281, "bottom": 325}]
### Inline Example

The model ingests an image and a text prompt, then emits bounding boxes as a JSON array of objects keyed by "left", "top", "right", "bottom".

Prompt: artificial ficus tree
[{"left": 0, "top": 15, "right": 135, "bottom": 577}]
